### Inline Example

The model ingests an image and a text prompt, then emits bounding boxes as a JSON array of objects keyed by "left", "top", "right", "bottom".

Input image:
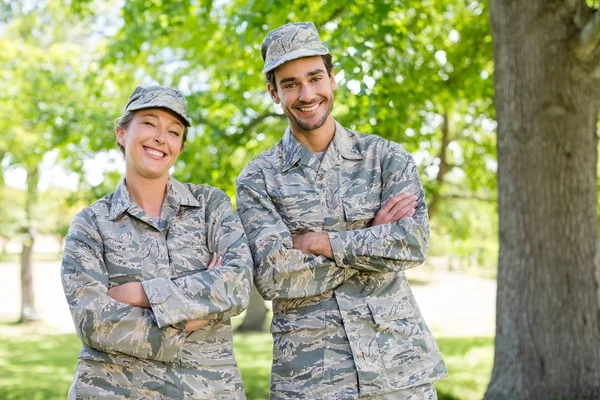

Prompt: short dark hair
[
  {"left": 114, "top": 109, "right": 188, "bottom": 154},
  {"left": 266, "top": 54, "right": 334, "bottom": 90}
]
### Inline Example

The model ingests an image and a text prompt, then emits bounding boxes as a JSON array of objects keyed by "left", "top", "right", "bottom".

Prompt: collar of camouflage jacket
[
  {"left": 108, "top": 177, "right": 201, "bottom": 221},
  {"left": 280, "top": 120, "right": 363, "bottom": 172}
]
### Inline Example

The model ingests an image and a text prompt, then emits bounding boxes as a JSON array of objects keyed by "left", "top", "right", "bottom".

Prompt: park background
[{"left": 0, "top": 0, "right": 599, "bottom": 399}]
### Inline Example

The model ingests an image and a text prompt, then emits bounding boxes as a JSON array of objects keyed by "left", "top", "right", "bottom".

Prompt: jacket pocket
[
  {"left": 273, "top": 192, "right": 323, "bottom": 232},
  {"left": 367, "top": 298, "right": 427, "bottom": 369},
  {"left": 270, "top": 310, "right": 326, "bottom": 389},
  {"left": 343, "top": 195, "right": 379, "bottom": 230}
]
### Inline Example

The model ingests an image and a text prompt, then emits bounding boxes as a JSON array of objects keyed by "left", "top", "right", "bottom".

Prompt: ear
[
  {"left": 267, "top": 83, "right": 280, "bottom": 104},
  {"left": 116, "top": 127, "right": 126, "bottom": 146},
  {"left": 330, "top": 67, "right": 336, "bottom": 90}
]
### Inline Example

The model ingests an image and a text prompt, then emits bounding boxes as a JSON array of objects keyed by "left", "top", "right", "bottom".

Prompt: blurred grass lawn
[{"left": 0, "top": 322, "right": 492, "bottom": 400}]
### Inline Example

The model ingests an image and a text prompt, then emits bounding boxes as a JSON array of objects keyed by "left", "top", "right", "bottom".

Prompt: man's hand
[
  {"left": 372, "top": 193, "right": 418, "bottom": 226},
  {"left": 107, "top": 282, "right": 150, "bottom": 308},
  {"left": 292, "top": 232, "right": 333, "bottom": 259}
]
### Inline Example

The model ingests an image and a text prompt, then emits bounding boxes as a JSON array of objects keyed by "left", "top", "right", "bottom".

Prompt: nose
[
  {"left": 298, "top": 84, "right": 315, "bottom": 103},
  {"left": 154, "top": 128, "right": 167, "bottom": 144}
]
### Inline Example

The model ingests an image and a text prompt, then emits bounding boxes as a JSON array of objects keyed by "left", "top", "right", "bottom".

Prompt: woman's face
[{"left": 116, "top": 108, "right": 185, "bottom": 181}]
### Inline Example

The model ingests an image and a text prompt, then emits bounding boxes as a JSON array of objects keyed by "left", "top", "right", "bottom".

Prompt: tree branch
[
  {"left": 240, "top": 111, "right": 283, "bottom": 136},
  {"left": 442, "top": 193, "right": 493, "bottom": 202}
]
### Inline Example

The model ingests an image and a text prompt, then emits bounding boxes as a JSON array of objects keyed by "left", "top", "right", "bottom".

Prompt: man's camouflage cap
[
  {"left": 125, "top": 85, "right": 191, "bottom": 126},
  {"left": 260, "top": 22, "right": 329, "bottom": 74}
]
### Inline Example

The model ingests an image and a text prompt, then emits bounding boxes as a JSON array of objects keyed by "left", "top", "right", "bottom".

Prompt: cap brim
[
  {"left": 127, "top": 103, "right": 191, "bottom": 127},
  {"left": 262, "top": 48, "right": 329, "bottom": 73}
]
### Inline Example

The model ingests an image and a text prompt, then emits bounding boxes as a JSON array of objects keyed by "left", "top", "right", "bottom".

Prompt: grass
[{"left": 0, "top": 323, "right": 493, "bottom": 400}]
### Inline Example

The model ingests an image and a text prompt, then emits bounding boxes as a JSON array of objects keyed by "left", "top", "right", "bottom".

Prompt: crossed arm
[
  {"left": 291, "top": 192, "right": 419, "bottom": 258},
  {"left": 62, "top": 191, "right": 252, "bottom": 360},
  {"left": 107, "top": 254, "right": 222, "bottom": 332}
]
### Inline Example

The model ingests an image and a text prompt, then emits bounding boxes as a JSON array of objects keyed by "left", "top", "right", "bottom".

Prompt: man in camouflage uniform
[
  {"left": 62, "top": 85, "right": 252, "bottom": 399},
  {"left": 236, "top": 22, "right": 447, "bottom": 399}
]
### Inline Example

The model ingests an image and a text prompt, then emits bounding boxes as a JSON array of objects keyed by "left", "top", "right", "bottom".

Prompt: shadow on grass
[{"left": 0, "top": 323, "right": 492, "bottom": 400}]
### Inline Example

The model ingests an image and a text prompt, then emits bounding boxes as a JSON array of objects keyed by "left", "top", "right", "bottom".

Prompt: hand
[
  {"left": 207, "top": 253, "right": 222, "bottom": 270},
  {"left": 372, "top": 193, "right": 418, "bottom": 226},
  {"left": 185, "top": 319, "right": 210, "bottom": 332},
  {"left": 292, "top": 232, "right": 333, "bottom": 259},
  {"left": 107, "top": 282, "right": 150, "bottom": 308}
]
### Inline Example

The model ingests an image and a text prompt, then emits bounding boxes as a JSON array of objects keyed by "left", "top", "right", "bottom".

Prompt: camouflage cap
[
  {"left": 261, "top": 22, "right": 329, "bottom": 74},
  {"left": 125, "top": 85, "right": 191, "bottom": 126}
]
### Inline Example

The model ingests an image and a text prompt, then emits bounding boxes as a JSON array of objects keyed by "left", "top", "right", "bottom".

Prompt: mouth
[
  {"left": 143, "top": 146, "right": 166, "bottom": 159},
  {"left": 297, "top": 103, "right": 321, "bottom": 113}
]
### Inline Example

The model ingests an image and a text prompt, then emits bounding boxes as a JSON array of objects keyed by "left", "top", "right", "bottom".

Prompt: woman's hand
[
  {"left": 107, "top": 282, "right": 150, "bottom": 308},
  {"left": 207, "top": 253, "right": 222, "bottom": 270}
]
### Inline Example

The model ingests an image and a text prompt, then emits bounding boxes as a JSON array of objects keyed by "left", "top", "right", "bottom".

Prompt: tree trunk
[
  {"left": 427, "top": 109, "right": 451, "bottom": 219},
  {"left": 19, "top": 164, "right": 39, "bottom": 323},
  {"left": 486, "top": 1, "right": 600, "bottom": 399},
  {"left": 237, "top": 286, "right": 268, "bottom": 332}
]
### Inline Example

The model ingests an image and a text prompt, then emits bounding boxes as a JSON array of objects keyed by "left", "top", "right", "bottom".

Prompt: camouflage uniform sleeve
[
  {"left": 327, "top": 145, "right": 430, "bottom": 273},
  {"left": 61, "top": 209, "right": 186, "bottom": 362},
  {"left": 142, "top": 189, "right": 253, "bottom": 328},
  {"left": 236, "top": 171, "right": 356, "bottom": 301}
]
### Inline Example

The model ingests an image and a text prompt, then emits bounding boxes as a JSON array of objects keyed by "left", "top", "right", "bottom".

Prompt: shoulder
[
  {"left": 181, "top": 182, "right": 231, "bottom": 205},
  {"left": 345, "top": 128, "right": 413, "bottom": 162},
  {"left": 75, "top": 193, "right": 114, "bottom": 224},
  {"left": 67, "top": 193, "right": 115, "bottom": 240},
  {"left": 237, "top": 142, "right": 281, "bottom": 184},
  {"left": 181, "top": 183, "right": 235, "bottom": 221}
]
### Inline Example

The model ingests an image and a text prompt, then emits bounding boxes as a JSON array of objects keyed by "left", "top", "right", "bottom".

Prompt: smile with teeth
[
  {"left": 144, "top": 147, "right": 166, "bottom": 158},
  {"left": 298, "top": 103, "right": 320, "bottom": 112}
]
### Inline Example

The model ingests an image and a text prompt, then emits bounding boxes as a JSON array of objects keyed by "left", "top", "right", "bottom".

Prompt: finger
[
  {"left": 387, "top": 196, "right": 416, "bottom": 216},
  {"left": 374, "top": 200, "right": 417, "bottom": 225},
  {"left": 379, "top": 192, "right": 415, "bottom": 214},
  {"left": 390, "top": 202, "right": 417, "bottom": 222},
  {"left": 207, "top": 254, "right": 218, "bottom": 269},
  {"left": 390, "top": 199, "right": 417, "bottom": 217}
]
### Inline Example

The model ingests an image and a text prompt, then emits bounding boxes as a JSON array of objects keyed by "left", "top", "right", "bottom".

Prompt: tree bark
[
  {"left": 19, "top": 164, "right": 39, "bottom": 323},
  {"left": 486, "top": 1, "right": 600, "bottom": 398},
  {"left": 237, "top": 286, "right": 268, "bottom": 332}
]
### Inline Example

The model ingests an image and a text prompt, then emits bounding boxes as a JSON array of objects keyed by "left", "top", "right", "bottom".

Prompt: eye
[
  {"left": 312, "top": 77, "right": 322, "bottom": 82},
  {"left": 169, "top": 130, "right": 181, "bottom": 137},
  {"left": 284, "top": 83, "right": 297, "bottom": 89},
  {"left": 143, "top": 121, "right": 155, "bottom": 127}
]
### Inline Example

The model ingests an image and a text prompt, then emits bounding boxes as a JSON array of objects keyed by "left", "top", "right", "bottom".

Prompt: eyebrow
[
  {"left": 279, "top": 69, "right": 326, "bottom": 85},
  {"left": 140, "top": 112, "right": 184, "bottom": 128}
]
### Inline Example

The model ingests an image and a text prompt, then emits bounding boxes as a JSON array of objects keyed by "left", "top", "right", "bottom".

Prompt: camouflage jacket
[
  {"left": 61, "top": 177, "right": 252, "bottom": 399},
  {"left": 236, "top": 121, "right": 447, "bottom": 398}
]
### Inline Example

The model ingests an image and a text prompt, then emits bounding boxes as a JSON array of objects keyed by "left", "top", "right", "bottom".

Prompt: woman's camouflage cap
[
  {"left": 260, "top": 22, "right": 329, "bottom": 74},
  {"left": 125, "top": 85, "right": 192, "bottom": 126}
]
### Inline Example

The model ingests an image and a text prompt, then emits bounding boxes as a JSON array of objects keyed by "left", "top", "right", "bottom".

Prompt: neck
[
  {"left": 125, "top": 172, "right": 168, "bottom": 217},
  {"left": 290, "top": 116, "right": 335, "bottom": 152}
]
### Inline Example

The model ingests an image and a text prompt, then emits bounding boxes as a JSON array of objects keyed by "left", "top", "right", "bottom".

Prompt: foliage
[
  {"left": 66, "top": 0, "right": 496, "bottom": 207},
  {"left": 0, "top": 322, "right": 492, "bottom": 400},
  {"left": 1, "top": 0, "right": 499, "bottom": 255},
  {"left": 429, "top": 198, "right": 499, "bottom": 272}
]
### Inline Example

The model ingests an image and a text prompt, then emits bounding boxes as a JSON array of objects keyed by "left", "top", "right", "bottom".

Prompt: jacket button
[{"left": 343, "top": 257, "right": 350, "bottom": 264}]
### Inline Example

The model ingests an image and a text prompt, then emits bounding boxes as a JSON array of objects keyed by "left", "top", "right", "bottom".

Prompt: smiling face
[
  {"left": 268, "top": 56, "right": 336, "bottom": 137},
  {"left": 116, "top": 108, "right": 185, "bottom": 181}
]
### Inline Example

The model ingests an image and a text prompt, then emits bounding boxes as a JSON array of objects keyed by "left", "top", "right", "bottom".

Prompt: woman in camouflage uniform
[{"left": 61, "top": 85, "right": 252, "bottom": 399}]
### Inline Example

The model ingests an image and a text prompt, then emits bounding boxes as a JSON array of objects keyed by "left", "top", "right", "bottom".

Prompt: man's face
[{"left": 268, "top": 56, "right": 336, "bottom": 134}]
